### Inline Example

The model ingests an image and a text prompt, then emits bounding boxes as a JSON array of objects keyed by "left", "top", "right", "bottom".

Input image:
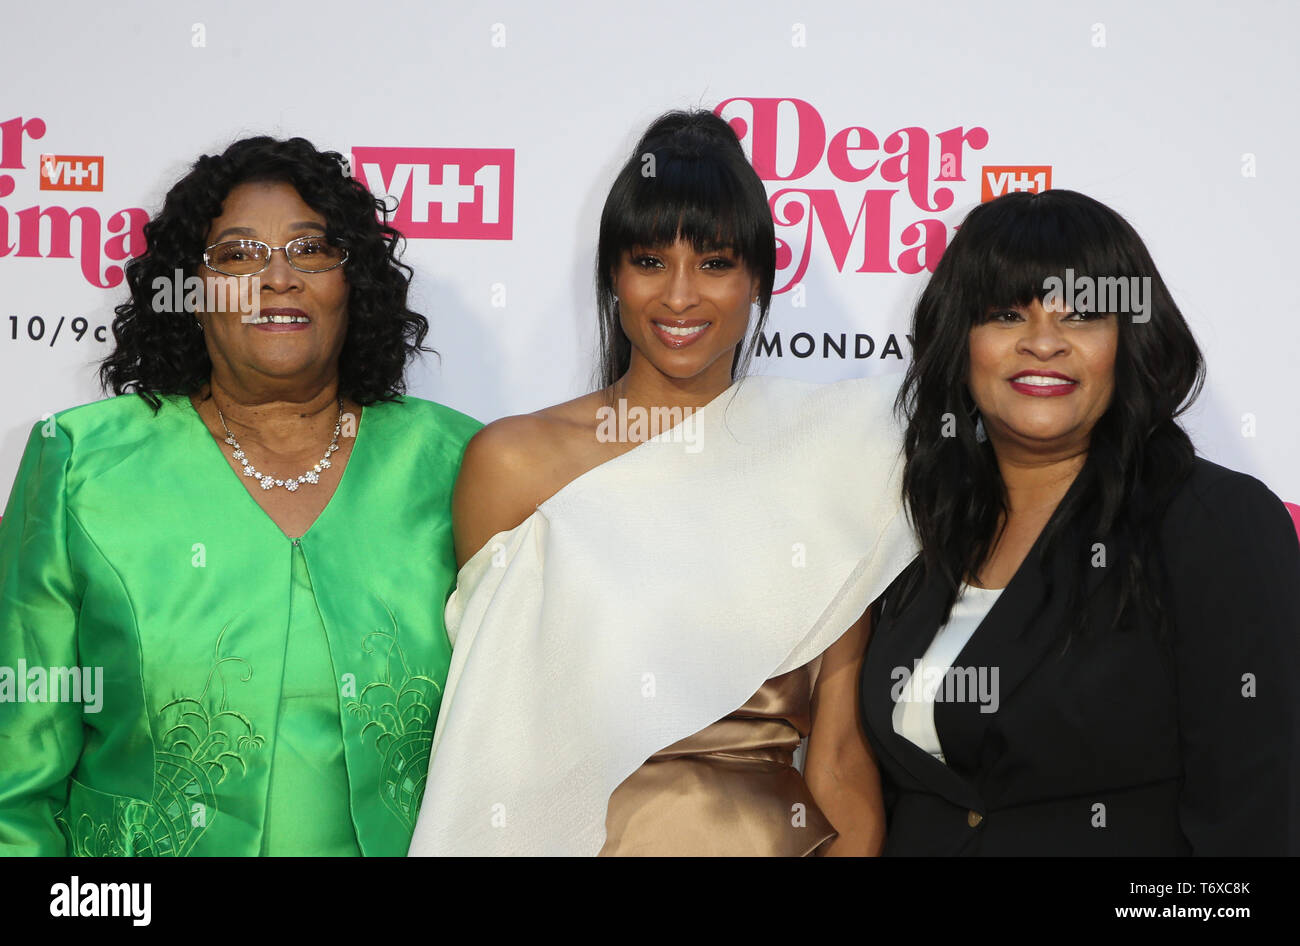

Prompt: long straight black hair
[
  {"left": 891, "top": 189, "right": 1206, "bottom": 636},
  {"left": 594, "top": 109, "right": 775, "bottom": 389}
]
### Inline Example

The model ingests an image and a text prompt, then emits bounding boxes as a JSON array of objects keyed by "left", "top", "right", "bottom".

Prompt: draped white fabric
[{"left": 408, "top": 373, "right": 919, "bottom": 855}]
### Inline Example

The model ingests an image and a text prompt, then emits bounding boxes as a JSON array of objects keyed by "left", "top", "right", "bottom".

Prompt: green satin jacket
[{"left": 0, "top": 392, "right": 480, "bottom": 856}]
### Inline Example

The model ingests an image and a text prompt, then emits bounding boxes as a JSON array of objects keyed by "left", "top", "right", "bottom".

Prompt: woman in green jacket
[{"left": 0, "top": 136, "right": 479, "bottom": 856}]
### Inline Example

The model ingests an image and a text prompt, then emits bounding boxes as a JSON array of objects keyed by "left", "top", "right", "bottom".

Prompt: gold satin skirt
[{"left": 600, "top": 660, "right": 836, "bottom": 856}]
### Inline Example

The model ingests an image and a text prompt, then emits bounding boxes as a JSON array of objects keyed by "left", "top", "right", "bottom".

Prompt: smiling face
[
  {"left": 612, "top": 237, "right": 757, "bottom": 390},
  {"left": 967, "top": 298, "right": 1118, "bottom": 455},
  {"left": 197, "top": 180, "right": 349, "bottom": 394}
]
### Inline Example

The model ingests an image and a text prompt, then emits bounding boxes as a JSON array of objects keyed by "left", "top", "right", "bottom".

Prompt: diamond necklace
[{"left": 215, "top": 397, "right": 343, "bottom": 493}]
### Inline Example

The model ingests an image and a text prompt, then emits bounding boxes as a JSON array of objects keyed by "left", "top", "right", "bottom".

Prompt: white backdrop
[{"left": 2, "top": 0, "right": 1297, "bottom": 507}]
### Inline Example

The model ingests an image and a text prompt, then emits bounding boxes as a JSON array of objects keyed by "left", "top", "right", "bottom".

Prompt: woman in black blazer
[{"left": 860, "top": 189, "right": 1299, "bottom": 855}]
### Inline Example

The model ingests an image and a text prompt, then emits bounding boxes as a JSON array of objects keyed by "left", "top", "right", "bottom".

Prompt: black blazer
[{"left": 860, "top": 457, "right": 1300, "bottom": 855}]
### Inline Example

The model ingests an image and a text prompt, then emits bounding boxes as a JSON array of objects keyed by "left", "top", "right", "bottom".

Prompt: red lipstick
[{"left": 1008, "top": 369, "right": 1078, "bottom": 397}]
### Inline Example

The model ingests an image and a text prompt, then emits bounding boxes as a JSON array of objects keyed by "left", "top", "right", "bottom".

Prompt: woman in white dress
[{"left": 408, "top": 110, "right": 917, "bottom": 856}]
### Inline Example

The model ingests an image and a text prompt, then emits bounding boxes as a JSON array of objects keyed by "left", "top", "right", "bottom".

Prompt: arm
[
  {"left": 804, "top": 604, "right": 886, "bottom": 856},
  {"left": 0, "top": 419, "right": 84, "bottom": 855},
  {"left": 1167, "top": 474, "right": 1300, "bottom": 855}
]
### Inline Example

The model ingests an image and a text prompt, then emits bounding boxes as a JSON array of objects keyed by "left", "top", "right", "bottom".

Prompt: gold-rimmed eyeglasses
[{"left": 202, "top": 236, "right": 348, "bottom": 276}]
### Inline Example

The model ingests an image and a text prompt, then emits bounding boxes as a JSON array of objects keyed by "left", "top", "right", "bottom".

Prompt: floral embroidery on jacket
[
  {"left": 346, "top": 604, "right": 442, "bottom": 830},
  {"left": 61, "top": 626, "right": 263, "bottom": 856}
]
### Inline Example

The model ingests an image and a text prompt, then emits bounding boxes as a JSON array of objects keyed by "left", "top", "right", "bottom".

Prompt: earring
[{"left": 967, "top": 399, "right": 987, "bottom": 443}]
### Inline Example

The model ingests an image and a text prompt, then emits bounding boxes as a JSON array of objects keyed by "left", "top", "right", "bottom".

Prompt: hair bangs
[
  {"left": 605, "top": 153, "right": 763, "bottom": 267},
  {"left": 966, "top": 192, "right": 1147, "bottom": 319}
]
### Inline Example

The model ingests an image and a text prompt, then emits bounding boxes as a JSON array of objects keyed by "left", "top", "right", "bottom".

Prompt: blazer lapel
[
  {"left": 865, "top": 564, "right": 983, "bottom": 811},
  {"left": 937, "top": 475, "right": 1111, "bottom": 777},
  {"left": 866, "top": 471, "right": 1109, "bottom": 804}
]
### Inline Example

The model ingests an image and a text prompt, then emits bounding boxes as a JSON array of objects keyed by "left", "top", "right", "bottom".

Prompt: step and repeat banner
[{"left": 1, "top": 0, "right": 1297, "bottom": 506}]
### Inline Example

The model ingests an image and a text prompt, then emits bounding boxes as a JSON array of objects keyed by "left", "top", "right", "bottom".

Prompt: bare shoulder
[
  {"left": 452, "top": 392, "right": 610, "bottom": 565},
  {"left": 461, "top": 412, "right": 562, "bottom": 482},
  {"left": 462, "top": 392, "right": 604, "bottom": 490},
  {"left": 456, "top": 414, "right": 564, "bottom": 522}
]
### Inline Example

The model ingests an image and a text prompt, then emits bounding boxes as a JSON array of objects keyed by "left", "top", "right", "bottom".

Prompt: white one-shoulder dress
[{"left": 408, "top": 373, "right": 918, "bottom": 856}]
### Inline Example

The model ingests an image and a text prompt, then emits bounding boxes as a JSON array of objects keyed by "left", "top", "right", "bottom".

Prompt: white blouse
[{"left": 892, "top": 582, "right": 1003, "bottom": 764}]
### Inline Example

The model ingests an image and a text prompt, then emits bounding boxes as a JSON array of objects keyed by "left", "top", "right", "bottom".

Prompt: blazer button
[{"left": 967, "top": 810, "right": 984, "bottom": 827}]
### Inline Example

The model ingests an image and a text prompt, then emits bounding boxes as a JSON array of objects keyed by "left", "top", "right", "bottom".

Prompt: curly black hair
[{"left": 99, "top": 136, "right": 430, "bottom": 408}]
